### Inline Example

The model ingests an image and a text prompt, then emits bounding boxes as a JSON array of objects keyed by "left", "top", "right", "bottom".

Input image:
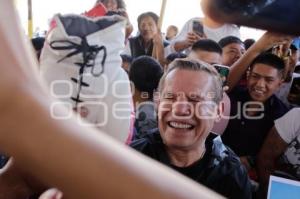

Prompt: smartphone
[
  {"left": 202, "top": 0, "right": 300, "bottom": 35},
  {"left": 192, "top": 20, "right": 204, "bottom": 36},
  {"left": 288, "top": 76, "right": 300, "bottom": 105},
  {"left": 212, "top": 64, "right": 230, "bottom": 86}
]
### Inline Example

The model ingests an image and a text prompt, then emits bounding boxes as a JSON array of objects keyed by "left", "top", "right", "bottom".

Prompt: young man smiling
[
  {"left": 222, "top": 53, "right": 288, "bottom": 159},
  {"left": 131, "top": 59, "right": 252, "bottom": 199},
  {"left": 218, "top": 36, "right": 245, "bottom": 67},
  {"left": 222, "top": 32, "right": 292, "bottom": 171}
]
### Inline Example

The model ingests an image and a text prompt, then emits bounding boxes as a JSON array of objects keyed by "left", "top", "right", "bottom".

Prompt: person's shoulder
[
  {"left": 128, "top": 35, "right": 140, "bottom": 43},
  {"left": 219, "top": 147, "right": 252, "bottom": 198},
  {"left": 219, "top": 151, "right": 252, "bottom": 199},
  {"left": 222, "top": 150, "right": 250, "bottom": 192},
  {"left": 209, "top": 135, "right": 242, "bottom": 170},
  {"left": 222, "top": 146, "right": 245, "bottom": 172},
  {"left": 163, "top": 39, "right": 170, "bottom": 47},
  {"left": 224, "top": 23, "right": 240, "bottom": 29},
  {"left": 205, "top": 134, "right": 241, "bottom": 169},
  {"left": 277, "top": 108, "right": 300, "bottom": 124},
  {"left": 188, "top": 17, "right": 202, "bottom": 21},
  {"left": 269, "top": 94, "right": 289, "bottom": 119},
  {"left": 208, "top": 135, "right": 247, "bottom": 177},
  {"left": 222, "top": 23, "right": 241, "bottom": 38},
  {"left": 289, "top": 108, "right": 300, "bottom": 115},
  {"left": 206, "top": 135, "right": 252, "bottom": 198}
]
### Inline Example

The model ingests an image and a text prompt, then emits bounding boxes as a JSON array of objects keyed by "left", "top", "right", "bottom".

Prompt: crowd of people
[{"left": 1, "top": 0, "right": 300, "bottom": 198}]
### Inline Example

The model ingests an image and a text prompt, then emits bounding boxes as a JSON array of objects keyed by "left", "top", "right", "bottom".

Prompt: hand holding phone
[{"left": 192, "top": 20, "right": 205, "bottom": 37}]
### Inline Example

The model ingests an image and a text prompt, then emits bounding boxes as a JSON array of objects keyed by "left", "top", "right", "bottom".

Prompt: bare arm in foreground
[{"left": 0, "top": 1, "right": 222, "bottom": 199}]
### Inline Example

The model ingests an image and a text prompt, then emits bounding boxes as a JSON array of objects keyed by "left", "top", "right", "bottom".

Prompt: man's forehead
[
  {"left": 195, "top": 50, "right": 222, "bottom": 58},
  {"left": 162, "top": 90, "right": 216, "bottom": 101},
  {"left": 163, "top": 88, "right": 207, "bottom": 95},
  {"left": 163, "top": 71, "right": 214, "bottom": 98},
  {"left": 251, "top": 63, "right": 281, "bottom": 77},
  {"left": 225, "top": 43, "right": 245, "bottom": 50},
  {"left": 188, "top": 51, "right": 221, "bottom": 66}
]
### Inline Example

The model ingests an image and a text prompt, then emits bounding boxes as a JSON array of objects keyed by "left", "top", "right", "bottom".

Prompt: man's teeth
[
  {"left": 254, "top": 89, "right": 264, "bottom": 94},
  {"left": 169, "top": 122, "right": 192, "bottom": 129}
]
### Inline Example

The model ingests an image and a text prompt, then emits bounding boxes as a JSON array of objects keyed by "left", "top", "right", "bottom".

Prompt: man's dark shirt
[
  {"left": 128, "top": 35, "right": 169, "bottom": 58},
  {"left": 222, "top": 87, "right": 288, "bottom": 156},
  {"left": 131, "top": 130, "right": 252, "bottom": 199}
]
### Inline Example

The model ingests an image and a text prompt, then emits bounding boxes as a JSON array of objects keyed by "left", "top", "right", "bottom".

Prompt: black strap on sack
[{"left": 50, "top": 38, "right": 107, "bottom": 106}]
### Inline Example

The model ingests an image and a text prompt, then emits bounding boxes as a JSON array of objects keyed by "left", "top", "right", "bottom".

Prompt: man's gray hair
[{"left": 158, "top": 58, "right": 223, "bottom": 103}]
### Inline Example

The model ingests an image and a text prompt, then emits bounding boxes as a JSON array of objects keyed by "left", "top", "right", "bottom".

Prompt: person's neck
[
  {"left": 202, "top": 16, "right": 224, "bottom": 29},
  {"left": 166, "top": 144, "right": 206, "bottom": 167},
  {"left": 142, "top": 38, "right": 152, "bottom": 49},
  {"left": 133, "top": 90, "right": 151, "bottom": 109}
]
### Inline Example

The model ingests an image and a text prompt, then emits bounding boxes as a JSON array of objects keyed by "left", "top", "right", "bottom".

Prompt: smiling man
[
  {"left": 220, "top": 32, "right": 293, "bottom": 174},
  {"left": 131, "top": 59, "right": 252, "bottom": 199},
  {"left": 218, "top": 36, "right": 245, "bottom": 67},
  {"left": 222, "top": 53, "right": 289, "bottom": 173},
  {"left": 123, "top": 12, "right": 169, "bottom": 65}
]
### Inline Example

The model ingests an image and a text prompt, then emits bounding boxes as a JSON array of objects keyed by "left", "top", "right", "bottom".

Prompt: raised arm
[
  {"left": 227, "top": 32, "right": 293, "bottom": 91},
  {"left": 170, "top": 19, "right": 203, "bottom": 53},
  {"left": 173, "top": 32, "right": 202, "bottom": 52},
  {"left": 152, "top": 30, "right": 166, "bottom": 66}
]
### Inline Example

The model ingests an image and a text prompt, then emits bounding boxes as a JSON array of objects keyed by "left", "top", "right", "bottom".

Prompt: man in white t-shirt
[
  {"left": 257, "top": 108, "right": 300, "bottom": 196},
  {"left": 168, "top": 1, "right": 240, "bottom": 56},
  {"left": 275, "top": 108, "right": 300, "bottom": 178},
  {"left": 169, "top": 18, "right": 240, "bottom": 56}
]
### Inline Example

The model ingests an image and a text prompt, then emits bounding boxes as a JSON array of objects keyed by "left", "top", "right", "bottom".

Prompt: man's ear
[
  {"left": 153, "top": 91, "right": 160, "bottom": 112},
  {"left": 215, "top": 101, "right": 224, "bottom": 122}
]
